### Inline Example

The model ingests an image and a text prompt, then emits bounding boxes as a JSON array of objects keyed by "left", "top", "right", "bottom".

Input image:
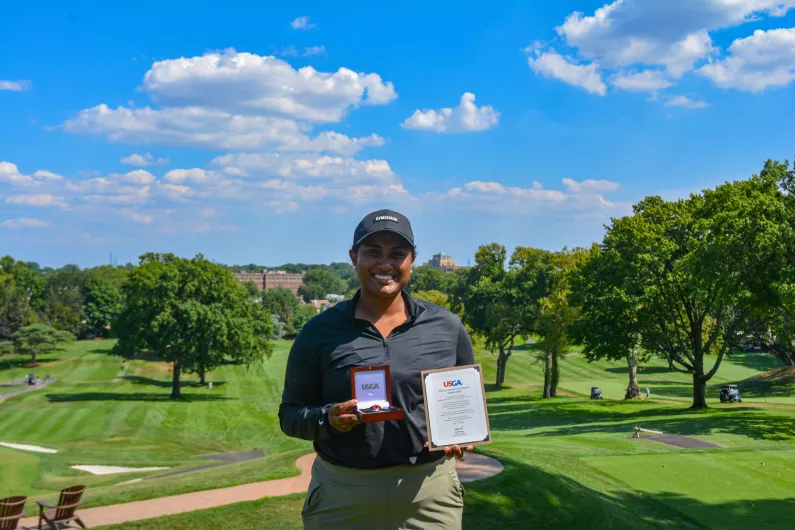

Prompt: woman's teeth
[{"left": 374, "top": 274, "right": 394, "bottom": 281}]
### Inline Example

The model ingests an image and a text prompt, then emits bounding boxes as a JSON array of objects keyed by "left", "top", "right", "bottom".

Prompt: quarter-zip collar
[{"left": 342, "top": 289, "right": 423, "bottom": 324}]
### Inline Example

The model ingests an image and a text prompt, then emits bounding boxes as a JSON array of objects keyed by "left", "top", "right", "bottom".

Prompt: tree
[
  {"left": 294, "top": 304, "right": 319, "bottom": 334},
  {"left": 113, "top": 253, "right": 272, "bottom": 398},
  {"left": 454, "top": 243, "right": 520, "bottom": 388},
  {"left": 40, "top": 269, "right": 86, "bottom": 335},
  {"left": 82, "top": 277, "right": 121, "bottom": 338},
  {"left": 597, "top": 180, "right": 765, "bottom": 408},
  {"left": 408, "top": 267, "right": 452, "bottom": 294},
  {"left": 11, "top": 324, "right": 75, "bottom": 363},
  {"left": 298, "top": 283, "right": 327, "bottom": 303},
  {"left": 0, "top": 256, "right": 45, "bottom": 305},
  {"left": 412, "top": 290, "right": 450, "bottom": 308},
  {"left": 299, "top": 269, "right": 344, "bottom": 301},
  {"left": 263, "top": 287, "right": 300, "bottom": 336},
  {"left": 0, "top": 278, "right": 36, "bottom": 340},
  {"left": 242, "top": 281, "right": 261, "bottom": 300},
  {"left": 726, "top": 160, "right": 795, "bottom": 367},
  {"left": 570, "top": 245, "right": 651, "bottom": 399}
]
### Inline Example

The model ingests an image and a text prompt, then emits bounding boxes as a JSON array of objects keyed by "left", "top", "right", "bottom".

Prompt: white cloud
[
  {"left": 527, "top": 50, "right": 607, "bottom": 95},
  {"left": 211, "top": 153, "right": 398, "bottom": 184},
  {"left": 291, "top": 16, "right": 316, "bottom": 30},
  {"left": 121, "top": 153, "right": 168, "bottom": 166},
  {"left": 699, "top": 27, "right": 795, "bottom": 91},
  {"left": 562, "top": 178, "right": 621, "bottom": 193},
  {"left": 32, "top": 170, "right": 63, "bottom": 181},
  {"left": 401, "top": 93, "right": 500, "bottom": 133},
  {"left": 140, "top": 49, "right": 397, "bottom": 123},
  {"left": 665, "top": 95, "right": 710, "bottom": 108},
  {"left": 611, "top": 69, "right": 673, "bottom": 92},
  {"left": 303, "top": 45, "right": 327, "bottom": 57},
  {"left": 121, "top": 208, "right": 153, "bottom": 224},
  {"left": 0, "top": 80, "right": 31, "bottom": 92},
  {"left": 163, "top": 168, "right": 217, "bottom": 184},
  {"left": 425, "top": 178, "right": 627, "bottom": 216},
  {"left": 555, "top": 0, "right": 793, "bottom": 75},
  {"left": 266, "top": 200, "right": 300, "bottom": 213},
  {"left": 200, "top": 208, "right": 216, "bottom": 217},
  {"left": 115, "top": 169, "right": 157, "bottom": 185},
  {"left": 83, "top": 187, "right": 151, "bottom": 205},
  {"left": 545, "top": 0, "right": 795, "bottom": 100},
  {"left": 0, "top": 162, "right": 63, "bottom": 187},
  {"left": 1, "top": 218, "right": 53, "bottom": 228},
  {"left": 5, "top": 194, "right": 67, "bottom": 208},
  {"left": 63, "top": 104, "right": 384, "bottom": 155}
]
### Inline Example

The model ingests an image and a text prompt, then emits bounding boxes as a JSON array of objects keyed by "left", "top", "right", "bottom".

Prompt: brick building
[{"left": 233, "top": 269, "right": 304, "bottom": 295}]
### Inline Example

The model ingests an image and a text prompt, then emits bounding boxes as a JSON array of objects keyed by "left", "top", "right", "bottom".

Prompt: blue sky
[{"left": 2, "top": 1, "right": 794, "bottom": 268}]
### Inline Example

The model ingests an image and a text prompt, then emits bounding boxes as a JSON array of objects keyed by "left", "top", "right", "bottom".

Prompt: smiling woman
[{"left": 279, "top": 209, "right": 476, "bottom": 530}]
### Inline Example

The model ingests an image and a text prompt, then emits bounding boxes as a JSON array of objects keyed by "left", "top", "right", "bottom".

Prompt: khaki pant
[{"left": 302, "top": 456, "right": 465, "bottom": 530}]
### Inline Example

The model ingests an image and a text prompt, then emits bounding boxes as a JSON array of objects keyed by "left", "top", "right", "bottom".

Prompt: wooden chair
[
  {"left": 37, "top": 485, "right": 86, "bottom": 529},
  {"left": 0, "top": 496, "right": 26, "bottom": 530}
]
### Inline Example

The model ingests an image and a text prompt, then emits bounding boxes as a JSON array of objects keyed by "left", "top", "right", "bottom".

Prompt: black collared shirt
[{"left": 278, "top": 290, "right": 475, "bottom": 469}]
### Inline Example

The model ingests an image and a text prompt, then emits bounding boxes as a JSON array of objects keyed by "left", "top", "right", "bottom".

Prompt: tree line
[
  {"left": 409, "top": 158, "right": 794, "bottom": 409},
  {"left": 2, "top": 158, "right": 791, "bottom": 407}
]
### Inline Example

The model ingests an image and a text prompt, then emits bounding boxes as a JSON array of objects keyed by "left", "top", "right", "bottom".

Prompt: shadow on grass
[
  {"left": 723, "top": 351, "right": 782, "bottom": 372},
  {"left": 606, "top": 366, "right": 674, "bottom": 375},
  {"left": 46, "top": 392, "right": 234, "bottom": 403},
  {"left": 487, "top": 395, "right": 795, "bottom": 442},
  {"left": 121, "top": 375, "right": 227, "bottom": 389},
  {"left": 614, "top": 492, "right": 795, "bottom": 530},
  {"left": 465, "top": 453, "right": 794, "bottom": 529},
  {"left": 484, "top": 384, "right": 516, "bottom": 393},
  {"left": 463, "top": 454, "right": 697, "bottom": 529}
]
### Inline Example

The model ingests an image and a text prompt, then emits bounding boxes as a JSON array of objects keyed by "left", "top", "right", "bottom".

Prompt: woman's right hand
[{"left": 329, "top": 399, "right": 363, "bottom": 432}]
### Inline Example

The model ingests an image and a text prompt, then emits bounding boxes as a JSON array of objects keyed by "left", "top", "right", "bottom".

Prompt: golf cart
[
  {"left": 590, "top": 387, "right": 603, "bottom": 400},
  {"left": 719, "top": 384, "right": 742, "bottom": 403}
]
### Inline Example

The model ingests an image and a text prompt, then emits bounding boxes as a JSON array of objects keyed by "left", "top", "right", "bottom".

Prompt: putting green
[{"left": 583, "top": 450, "right": 795, "bottom": 530}]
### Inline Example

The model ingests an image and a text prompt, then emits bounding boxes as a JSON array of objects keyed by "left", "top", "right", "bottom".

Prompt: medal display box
[{"left": 350, "top": 365, "right": 405, "bottom": 423}]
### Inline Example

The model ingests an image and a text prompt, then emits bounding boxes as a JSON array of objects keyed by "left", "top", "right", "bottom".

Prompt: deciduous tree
[
  {"left": 113, "top": 253, "right": 272, "bottom": 398},
  {"left": 11, "top": 324, "right": 75, "bottom": 363},
  {"left": 454, "top": 244, "right": 520, "bottom": 388},
  {"left": 570, "top": 245, "right": 650, "bottom": 399}
]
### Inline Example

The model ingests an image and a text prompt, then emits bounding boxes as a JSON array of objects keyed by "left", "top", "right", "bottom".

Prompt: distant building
[
  {"left": 232, "top": 269, "right": 304, "bottom": 295},
  {"left": 421, "top": 252, "right": 468, "bottom": 274},
  {"left": 310, "top": 299, "right": 333, "bottom": 312}
]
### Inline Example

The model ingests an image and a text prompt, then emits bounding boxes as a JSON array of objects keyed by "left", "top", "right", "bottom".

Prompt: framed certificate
[
  {"left": 350, "top": 365, "right": 405, "bottom": 423},
  {"left": 421, "top": 364, "right": 491, "bottom": 451}
]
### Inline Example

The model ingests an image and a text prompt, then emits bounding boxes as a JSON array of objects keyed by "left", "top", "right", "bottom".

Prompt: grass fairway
[
  {"left": 0, "top": 340, "right": 310, "bottom": 508},
  {"left": 3, "top": 339, "right": 794, "bottom": 529}
]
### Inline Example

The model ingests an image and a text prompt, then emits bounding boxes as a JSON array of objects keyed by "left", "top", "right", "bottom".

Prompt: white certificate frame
[{"left": 421, "top": 364, "right": 491, "bottom": 451}]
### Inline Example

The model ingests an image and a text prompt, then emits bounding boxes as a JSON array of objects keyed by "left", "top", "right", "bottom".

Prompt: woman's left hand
[
  {"left": 443, "top": 444, "right": 474, "bottom": 459},
  {"left": 424, "top": 442, "right": 474, "bottom": 459}
]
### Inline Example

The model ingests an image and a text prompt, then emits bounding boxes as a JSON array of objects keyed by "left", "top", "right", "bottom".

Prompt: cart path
[
  {"left": 19, "top": 452, "right": 503, "bottom": 529},
  {"left": 0, "top": 379, "right": 55, "bottom": 404}
]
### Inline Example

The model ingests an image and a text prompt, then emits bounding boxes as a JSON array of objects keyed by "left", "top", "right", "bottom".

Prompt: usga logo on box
[
  {"left": 362, "top": 383, "right": 380, "bottom": 390},
  {"left": 443, "top": 380, "right": 462, "bottom": 388}
]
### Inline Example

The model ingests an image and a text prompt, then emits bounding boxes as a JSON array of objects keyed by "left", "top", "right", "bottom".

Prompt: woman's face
[{"left": 350, "top": 231, "right": 414, "bottom": 299}]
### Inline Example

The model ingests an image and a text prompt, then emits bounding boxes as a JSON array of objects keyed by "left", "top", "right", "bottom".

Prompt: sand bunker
[
  {"left": 0, "top": 441, "right": 58, "bottom": 454},
  {"left": 72, "top": 465, "right": 170, "bottom": 476}
]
